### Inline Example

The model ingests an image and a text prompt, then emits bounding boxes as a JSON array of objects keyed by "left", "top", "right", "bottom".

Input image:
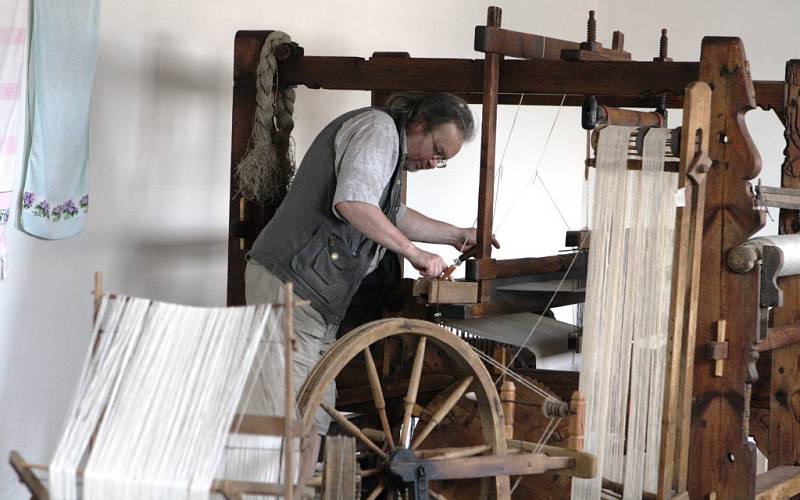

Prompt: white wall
[{"left": 0, "top": 0, "right": 797, "bottom": 497}]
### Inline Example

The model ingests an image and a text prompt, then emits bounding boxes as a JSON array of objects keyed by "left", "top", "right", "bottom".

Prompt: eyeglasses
[{"left": 430, "top": 132, "right": 448, "bottom": 168}]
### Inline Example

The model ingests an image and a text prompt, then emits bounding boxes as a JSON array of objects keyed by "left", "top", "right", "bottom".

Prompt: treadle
[
  {"left": 755, "top": 466, "right": 800, "bottom": 499},
  {"left": 443, "top": 312, "right": 578, "bottom": 369}
]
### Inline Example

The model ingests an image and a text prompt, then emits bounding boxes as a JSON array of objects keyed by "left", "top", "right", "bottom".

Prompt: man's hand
[
  {"left": 453, "top": 228, "right": 500, "bottom": 253},
  {"left": 336, "top": 201, "right": 450, "bottom": 278},
  {"left": 409, "top": 247, "right": 449, "bottom": 278}
]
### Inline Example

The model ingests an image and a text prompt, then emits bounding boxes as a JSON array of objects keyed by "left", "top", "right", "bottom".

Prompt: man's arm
[
  {"left": 335, "top": 201, "right": 448, "bottom": 277},
  {"left": 397, "top": 207, "right": 500, "bottom": 252}
]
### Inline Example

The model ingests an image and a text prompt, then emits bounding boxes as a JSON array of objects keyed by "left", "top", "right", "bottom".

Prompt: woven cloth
[{"left": 19, "top": 0, "right": 99, "bottom": 239}]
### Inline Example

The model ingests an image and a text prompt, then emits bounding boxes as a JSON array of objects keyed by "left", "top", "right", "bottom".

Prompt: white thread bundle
[
  {"left": 221, "top": 308, "right": 299, "bottom": 500},
  {"left": 49, "top": 295, "right": 274, "bottom": 500},
  {"left": 572, "top": 127, "right": 676, "bottom": 499}
]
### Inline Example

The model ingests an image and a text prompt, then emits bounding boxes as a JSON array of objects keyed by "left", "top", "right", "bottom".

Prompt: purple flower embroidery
[
  {"left": 24, "top": 193, "right": 89, "bottom": 221},
  {"left": 51, "top": 204, "right": 63, "bottom": 221},
  {"left": 33, "top": 200, "right": 50, "bottom": 219},
  {"left": 0, "top": 209, "right": 8, "bottom": 225},
  {"left": 22, "top": 191, "right": 35, "bottom": 209},
  {"left": 61, "top": 199, "right": 79, "bottom": 219}
]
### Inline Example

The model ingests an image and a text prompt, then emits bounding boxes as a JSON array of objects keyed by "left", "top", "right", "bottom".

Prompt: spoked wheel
[{"left": 298, "top": 318, "right": 510, "bottom": 499}]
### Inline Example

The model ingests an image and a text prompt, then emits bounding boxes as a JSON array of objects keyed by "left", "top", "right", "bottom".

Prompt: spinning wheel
[{"left": 298, "top": 318, "right": 512, "bottom": 499}]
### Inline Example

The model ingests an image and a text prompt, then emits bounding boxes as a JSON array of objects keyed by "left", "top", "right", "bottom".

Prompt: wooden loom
[
  {"left": 225, "top": 5, "right": 800, "bottom": 500},
  {"left": 224, "top": 6, "right": 800, "bottom": 499}
]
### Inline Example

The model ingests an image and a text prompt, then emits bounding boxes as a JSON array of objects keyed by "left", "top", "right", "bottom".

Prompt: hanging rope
[{"left": 235, "top": 31, "right": 296, "bottom": 205}]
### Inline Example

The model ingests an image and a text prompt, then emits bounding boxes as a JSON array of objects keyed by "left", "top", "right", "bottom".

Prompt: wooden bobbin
[{"left": 500, "top": 380, "right": 516, "bottom": 439}]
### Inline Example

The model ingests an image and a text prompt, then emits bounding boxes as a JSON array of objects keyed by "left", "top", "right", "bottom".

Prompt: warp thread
[
  {"left": 572, "top": 126, "right": 676, "bottom": 499},
  {"left": 49, "top": 295, "right": 284, "bottom": 500}
]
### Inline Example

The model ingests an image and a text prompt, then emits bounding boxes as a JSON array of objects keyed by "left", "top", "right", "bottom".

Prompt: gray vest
[{"left": 248, "top": 108, "right": 404, "bottom": 325}]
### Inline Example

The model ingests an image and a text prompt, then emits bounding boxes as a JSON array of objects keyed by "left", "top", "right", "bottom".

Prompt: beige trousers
[{"left": 245, "top": 260, "right": 337, "bottom": 435}]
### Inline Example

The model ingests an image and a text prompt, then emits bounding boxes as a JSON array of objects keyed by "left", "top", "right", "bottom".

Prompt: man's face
[{"left": 404, "top": 121, "right": 464, "bottom": 172}]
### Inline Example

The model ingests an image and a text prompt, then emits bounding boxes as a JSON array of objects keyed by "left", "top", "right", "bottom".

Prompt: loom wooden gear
[{"left": 217, "top": 5, "right": 800, "bottom": 499}]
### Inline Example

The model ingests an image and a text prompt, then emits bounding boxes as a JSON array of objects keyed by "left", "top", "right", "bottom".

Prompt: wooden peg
[
  {"left": 713, "top": 320, "right": 727, "bottom": 377},
  {"left": 492, "top": 345, "right": 507, "bottom": 377},
  {"left": 93, "top": 271, "right": 103, "bottom": 321},
  {"left": 568, "top": 391, "right": 586, "bottom": 452},
  {"left": 239, "top": 197, "right": 247, "bottom": 251}
]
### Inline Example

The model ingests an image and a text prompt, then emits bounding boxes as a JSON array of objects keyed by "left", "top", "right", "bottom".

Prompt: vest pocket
[
  {"left": 312, "top": 231, "right": 358, "bottom": 285},
  {"left": 290, "top": 224, "right": 359, "bottom": 299}
]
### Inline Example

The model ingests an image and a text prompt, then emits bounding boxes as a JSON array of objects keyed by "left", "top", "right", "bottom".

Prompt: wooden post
[
  {"left": 476, "top": 6, "right": 503, "bottom": 302},
  {"left": 657, "top": 80, "right": 711, "bottom": 498},
  {"left": 687, "top": 37, "right": 764, "bottom": 499},
  {"left": 228, "top": 32, "right": 290, "bottom": 306},
  {"left": 283, "top": 282, "right": 294, "bottom": 500},
  {"left": 759, "top": 59, "right": 800, "bottom": 473}
]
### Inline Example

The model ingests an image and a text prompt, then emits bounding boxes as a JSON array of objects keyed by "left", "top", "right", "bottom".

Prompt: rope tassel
[{"left": 235, "top": 31, "right": 297, "bottom": 205}]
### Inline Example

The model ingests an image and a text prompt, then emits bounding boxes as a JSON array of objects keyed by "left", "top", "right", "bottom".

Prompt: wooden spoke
[
  {"left": 320, "top": 402, "right": 388, "bottom": 460},
  {"left": 366, "top": 482, "right": 385, "bottom": 500},
  {"left": 400, "top": 336, "right": 427, "bottom": 446},
  {"left": 411, "top": 376, "right": 473, "bottom": 449},
  {"left": 430, "top": 490, "right": 448, "bottom": 500},
  {"left": 415, "top": 444, "right": 491, "bottom": 460},
  {"left": 309, "top": 467, "right": 379, "bottom": 488},
  {"left": 363, "top": 347, "right": 396, "bottom": 450},
  {"left": 360, "top": 468, "right": 379, "bottom": 479}
]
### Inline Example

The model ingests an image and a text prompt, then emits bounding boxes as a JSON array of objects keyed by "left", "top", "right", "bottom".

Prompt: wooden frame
[
  {"left": 9, "top": 275, "right": 311, "bottom": 500},
  {"left": 223, "top": 6, "right": 800, "bottom": 499}
]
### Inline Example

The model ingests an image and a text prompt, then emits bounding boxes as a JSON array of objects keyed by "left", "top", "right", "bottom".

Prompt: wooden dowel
[
  {"left": 412, "top": 376, "right": 473, "bottom": 449},
  {"left": 598, "top": 105, "right": 665, "bottom": 128},
  {"left": 430, "top": 490, "right": 448, "bottom": 500},
  {"left": 714, "top": 319, "right": 726, "bottom": 377},
  {"left": 416, "top": 444, "right": 491, "bottom": 460},
  {"left": 9, "top": 451, "right": 49, "bottom": 500},
  {"left": 365, "top": 483, "right": 385, "bottom": 500},
  {"left": 239, "top": 198, "right": 246, "bottom": 251},
  {"left": 93, "top": 271, "right": 103, "bottom": 322},
  {"left": 319, "top": 402, "right": 388, "bottom": 460},
  {"left": 283, "top": 282, "right": 294, "bottom": 500},
  {"left": 306, "top": 467, "right": 379, "bottom": 487},
  {"left": 20, "top": 459, "right": 296, "bottom": 498},
  {"left": 363, "top": 347, "right": 395, "bottom": 450},
  {"left": 401, "top": 336, "right": 427, "bottom": 446}
]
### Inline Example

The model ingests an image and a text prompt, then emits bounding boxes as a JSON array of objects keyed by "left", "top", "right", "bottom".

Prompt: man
[{"left": 245, "top": 92, "right": 499, "bottom": 434}]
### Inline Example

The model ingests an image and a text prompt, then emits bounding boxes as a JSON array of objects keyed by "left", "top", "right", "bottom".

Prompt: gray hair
[{"left": 385, "top": 92, "right": 476, "bottom": 142}]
